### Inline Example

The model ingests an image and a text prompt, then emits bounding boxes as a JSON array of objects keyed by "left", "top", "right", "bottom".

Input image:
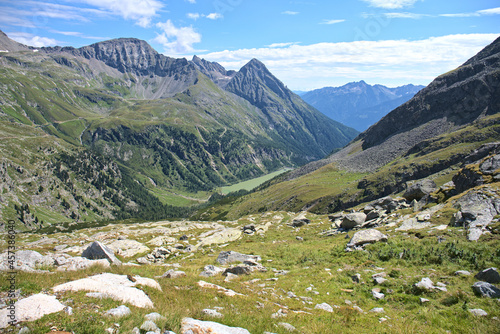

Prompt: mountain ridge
[{"left": 301, "top": 81, "right": 424, "bottom": 131}]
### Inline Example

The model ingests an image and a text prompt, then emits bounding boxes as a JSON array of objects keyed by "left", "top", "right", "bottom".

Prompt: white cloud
[
  {"left": 187, "top": 13, "right": 201, "bottom": 20},
  {"left": 77, "top": 0, "right": 164, "bottom": 27},
  {"left": 154, "top": 20, "right": 202, "bottom": 55},
  {"left": 267, "top": 42, "right": 300, "bottom": 48},
  {"left": 8, "top": 32, "right": 58, "bottom": 47},
  {"left": 199, "top": 33, "right": 499, "bottom": 90},
  {"left": 282, "top": 11, "right": 299, "bottom": 15},
  {"left": 477, "top": 7, "right": 500, "bottom": 15},
  {"left": 384, "top": 12, "right": 428, "bottom": 19},
  {"left": 206, "top": 13, "right": 223, "bottom": 20},
  {"left": 186, "top": 0, "right": 196, "bottom": 3},
  {"left": 362, "top": 0, "right": 420, "bottom": 9},
  {"left": 320, "top": 19, "right": 346, "bottom": 24}
]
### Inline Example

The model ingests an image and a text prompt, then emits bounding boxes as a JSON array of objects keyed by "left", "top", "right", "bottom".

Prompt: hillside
[
  {"left": 301, "top": 81, "right": 424, "bottom": 131},
  {"left": 0, "top": 31, "right": 357, "bottom": 229},
  {"left": 198, "top": 36, "right": 500, "bottom": 219}
]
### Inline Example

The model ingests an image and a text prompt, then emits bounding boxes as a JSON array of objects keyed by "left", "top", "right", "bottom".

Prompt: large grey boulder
[
  {"left": 341, "top": 212, "right": 367, "bottom": 229},
  {"left": 472, "top": 281, "right": 500, "bottom": 298},
  {"left": 0, "top": 293, "right": 65, "bottom": 328},
  {"left": 82, "top": 241, "right": 122, "bottom": 265},
  {"left": 403, "top": 179, "right": 437, "bottom": 201},
  {"left": 181, "top": 317, "right": 250, "bottom": 334},
  {"left": 0, "top": 250, "right": 43, "bottom": 272},
  {"left": 52, "top": 273, "right": 161, "bottom": 308},
  {"left": 347, "top": 229, "right": 388, "bottom": 247},
  {"left": 453, "top": 188, "right": 500, "bottom": 241},
  {"left": 290, "top": 212, "right": 310, "bottom": 227},
  {"left": 474, "top": 268, "right": 500, "bottom": 284},
  {"left": 216, "top": 251, "right": 261, "bottom": 265}
]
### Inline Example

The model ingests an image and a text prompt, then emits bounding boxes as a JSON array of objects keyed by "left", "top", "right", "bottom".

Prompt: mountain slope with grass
[
  {"left": 198, "top": 35, "right": 500, "bottom": 220},
  {"left": 0, "top": 31, "right": 358, "bottom": 229}
]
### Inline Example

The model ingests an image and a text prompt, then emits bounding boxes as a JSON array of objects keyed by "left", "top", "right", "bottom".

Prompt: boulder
[
  {"left": 0, "top": 250, "right": 43, "bottom": 272},
  {"left": 0, "top": 293, "right": 65, "bottom": 328},
  {"left": 314, "top": 303, "right": 334, "bottom": 312},
  {"left": 453, "top": 189, "right": 500, "bottom": 241},
  {"left": 341, "top": 212, "right": 366, "bottom": 229},
  {"left": 105, "top": 305, "right": 131, "bottom": 317},
  {"left": 196, "top": 228, "right": 242, "bottom": 248},
  {"left": 106, "top": 239, "right": 149, "bottom": 258},
  {"left": 469, "top": 309, "right": 488, "bottom": 316},
  {"left": 403, "top": 179, "right": 437, "bottom": 201},
  {"left": 161, "top": 270, "right": 186, "bottom": 279},
  {"left": 472, "top": 281, "right": 500, "bottom": 298},
  {"left": 140, "top": 320, "right": 159, "bottom": 332},
  {"left": 474, "top": 268, "right": 500, "bottom": 283},
  {"left": 82, "top": 241, "right": 122, "bottom": 266},
  {"left": 200, "top": 265, "right": 224, "bottom": 277},
  {"left": 181, "top": 317, "right": 250, "bottom": 334},
  {"left": 347, "top": 229, "right": 388, "bottom": 247},
  {"left": 414, "top": 277, "right": 435, "bottom": 291},
  {"left": 290, "top": 212, "right": 310, "bottom": 227},
  {"left": 216, "top": 251, "right": 261, "bottom": 265},
  {"left": 223, "top": 266, "right": 252, "bottom": 276},
  {"left": 52, "top": 273, "right": 161, "bottom": 308}
]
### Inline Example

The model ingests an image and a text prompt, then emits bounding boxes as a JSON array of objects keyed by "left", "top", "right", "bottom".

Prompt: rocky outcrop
[
  {"left": 82, "top": 241, "right": 122, "bottom": 265},
  {"left": 191, "top": 55, "right": 236, "bottom": 88},
  {"left": 0, "top": 293, "right": 65, "bottom": 328}
]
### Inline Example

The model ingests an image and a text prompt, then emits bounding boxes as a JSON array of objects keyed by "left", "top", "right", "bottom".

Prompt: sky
[{"left": 0, "top": 0, "right": 499, "bottom": 90}]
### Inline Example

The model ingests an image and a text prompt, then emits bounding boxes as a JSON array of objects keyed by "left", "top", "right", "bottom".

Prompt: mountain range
[
  {"left": 197, "top": 35, "right": 500, "bottom": 220},
  {"left": 0, "top": 30, "right": 357, "bottom": 229},
  {"left": 299, "top": 81, "right": 424, "bottom": 131}
]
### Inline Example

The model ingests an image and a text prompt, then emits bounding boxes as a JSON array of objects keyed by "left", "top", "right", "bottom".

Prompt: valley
[{"left": 0, "top": 27, "right": 499, "bottom": 334}]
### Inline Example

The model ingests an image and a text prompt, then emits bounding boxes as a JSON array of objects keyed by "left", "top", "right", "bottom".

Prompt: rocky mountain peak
[
  {"left": 0, "top": 29, "right": 31, "bottom": 52},
  {"left": 191, "top": 55, "right": 235, "bottom": 87}
]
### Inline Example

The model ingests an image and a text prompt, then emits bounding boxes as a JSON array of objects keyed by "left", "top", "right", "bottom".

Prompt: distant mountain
[
  {"left": 301, "top": 81, "right": 424, "bottom": 131},
  {"left": 0, "top": 31, "right": 358, "bottom": 229}
]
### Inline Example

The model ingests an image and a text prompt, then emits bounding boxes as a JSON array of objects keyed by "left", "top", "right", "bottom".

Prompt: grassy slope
[{"left": 2, "top": 188, "right": 499, "bottom": 333}]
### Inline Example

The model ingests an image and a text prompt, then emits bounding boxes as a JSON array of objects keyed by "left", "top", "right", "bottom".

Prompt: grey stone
[
  {"left": 223, "top": 265, "right": 252, "bottom": 276},
  {"left": 314, "top": 303, "right": 333, "bottom": 312},
  {"left": 414, "top": 277, "right": 435, "bottom": 291},
  {"left": 181, "top": 317, "right": 250, "bottom": 333},
  {"left": 202, "top": 308, "right": 224, "bottom": 318},
  {"left": 145, "top": 312, "right": 166, "bottom": 322},
  {"left": 396, "top": 217, "right": 431, "bottom": 231},
  {"left": 351, "top": 273, "right": 362, "bottom": 283},
  {"left": 200, "top": 265, "right": 224, "bottom": 277},
  {"left": 140, "top": 320, "right": 159, "bottom": 332},
  {"left": 474, "top": 268, "right": 500, "bottom": 284},
  {"left": 371, "top": 290, "right": 385, "bottom": 300},
  {"left": 469, "top": 308, "right": 488, "bottom": 316},
  {"left": 455, "top": 270, "right": 472, "bottom": 276},
  {"left": 105, "top": 305, "right": 131, "bottom": 317},
  {"left": 82, "top": 241, "right": 122, "bottom": 266},
  {"left": 341, "top": 212, "right": 366, "bottom": 229},
  {"left": 18, "top": 327, "right": 30, "bottom": 334},
  {"left": 347, "top": 229, "right": 388, "bottom": 247},
  {"left": 472, "top": 281, "right": 500, "bottom": 298},
  {"left": 278, "top": 322, "right": 296, "bottom": 332},
  {"left": 161, "top": 270, "right": 186, "bottom": 279},
  {"left": 480, "top": 154, "right": 500, "bottom": 174},
  {"left": 106, "top": 239, "right": 149, "bottom": 258},
  {"left": 404, "top": 179, "right": 437, "bottom": 201},
  {"left": 0, "top": 293, "right": 65, "bottom": 329},
  {"left": 369, "top": 308, "right": 385, "bottom": 313},
  {"left": 216, "top": 251, "right": 261, "bottom": 265},
  {"left": 373, "top": 277, "right": 387, "bottom": 285}
]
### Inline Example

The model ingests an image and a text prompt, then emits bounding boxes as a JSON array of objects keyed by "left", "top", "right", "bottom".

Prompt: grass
[{"left": 4, "top": 203, "right": 499, "bottom": 333}]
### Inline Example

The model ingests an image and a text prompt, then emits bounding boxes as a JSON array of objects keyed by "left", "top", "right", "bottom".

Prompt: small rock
[
  {"left": 203, "top": 308, "right": 223, "bottom": 318},
  {"left": 373, "top": 277, "right": 387, "bottom": 285},
  {"left": 371, "top": 289, "right": 385, "bottom": 300},
  {"left": 455, "top": 270, "right": 472, "bottom": 276},
  {"left": 414, "top": 277, "right": 435, "bottom": 291},
  {"left": 140, "top": 320, "right": 159, "bottom": 332},
  {"left": 277, "top": 322, "right": 296, "bottom": 332},
  {"left": 472, "top": 281, "right": 500, "bottom": 298},
  {"left": 200, "top": 265, "right": 224, "bottom": 277},
  {"left": 347, "top": 229, "right": 388, "bottom": 247},
  {"left": 271, "top": 309, "right": 288, "bottom": 318},
  {"left": 18, "top": 327, "right": 30, "bottom": 334},
  {"left": 216, "top": 251, "right": 261, "bottom": 265},
  {"left": 181, "top": 318, "right": 250, "bottom": 333},
  {"left": 105, "top": 305, "right": 131, "bottom": 318},
  {"left": 469, "top": 308, "right": 488, "bottom": 316},
  {"left": 314, "top": 303, "right": 333, "bottom": 312},
  {"left": 420, "top": 298, "right": 430, "bottom": 304},
  {"left": 351, "top": 273, "right": 362, "bottom": 283},
  {"left": 475, "top": 268, "right": 500, "bottom": 284},
  {"left": 369, "top": 307, "right": 385, "bottom": 313},
  {"left": 161, "top": 270, "right": 186, "bottom": 279},
  {"left": 145, "top": 312, "right": 166, "bottom": 322}
]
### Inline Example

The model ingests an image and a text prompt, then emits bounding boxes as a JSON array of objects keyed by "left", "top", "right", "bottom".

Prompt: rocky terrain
[{"left": 0, "top": 159, "right": 499, "bottom": 332}]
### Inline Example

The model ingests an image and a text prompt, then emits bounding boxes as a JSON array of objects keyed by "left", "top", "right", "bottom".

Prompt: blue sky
[{"left": 1, "top": 0, "right": 499, "bottom": 90}]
